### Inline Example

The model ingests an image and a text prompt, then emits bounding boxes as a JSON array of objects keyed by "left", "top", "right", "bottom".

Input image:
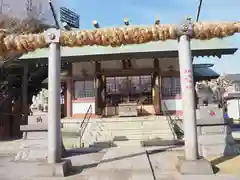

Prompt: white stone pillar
[
  {"left": 178, "top": 20, "right": 198, "bottom": 160},
  {"left": 44, "top": 28, "right": 61, "bottom": 164}
]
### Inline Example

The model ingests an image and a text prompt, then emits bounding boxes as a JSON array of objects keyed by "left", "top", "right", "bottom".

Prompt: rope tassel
[{"left": 0, "top": 21, "right": 239, "bottom": 56}]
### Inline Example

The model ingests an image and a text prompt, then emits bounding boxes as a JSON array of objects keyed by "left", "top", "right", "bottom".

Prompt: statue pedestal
[
  {"left": 197, "top": 105, "right": 239, "bottom": 157},
  {"left": 14, "top": 131, "right": 71, "bottom": 177}
]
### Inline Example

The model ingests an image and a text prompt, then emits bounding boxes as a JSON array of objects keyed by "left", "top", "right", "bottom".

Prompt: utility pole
[
  {"left": 196, "top": 0, "right": 203, "bottom": 22},
  {"left": 49, "top": 0, "right": 60, "bottom": 29}
]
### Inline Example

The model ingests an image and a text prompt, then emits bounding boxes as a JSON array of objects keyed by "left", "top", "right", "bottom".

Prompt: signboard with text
[{"left": 60, "top": 7, "right": 79, "bottom": 28}]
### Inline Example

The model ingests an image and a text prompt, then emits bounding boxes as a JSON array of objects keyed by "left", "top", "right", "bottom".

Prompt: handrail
[
  {"left": 79, "top": 104, "right": 93, "bottom": 147},
  {"left": 162, "top": 102, "right": 184, "bottom": 140},
  {"left": 162, "top": 102, "right": 183, "bottom": 122},
  {"left": 80, "top": 104, "right": 92, "bottom": 129}
]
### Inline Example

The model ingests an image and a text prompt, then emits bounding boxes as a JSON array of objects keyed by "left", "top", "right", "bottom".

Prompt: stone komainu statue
[{"left": 195, "top": 81, "right": 213, "bottom": 106}]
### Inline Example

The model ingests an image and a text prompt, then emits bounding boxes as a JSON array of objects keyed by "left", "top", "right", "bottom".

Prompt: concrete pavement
[
  {"left": 1, "top": 143, "right": 240, "bottom": 180},
  {"left": 1, "top": 111, "right": 240, "bottom": 179}
]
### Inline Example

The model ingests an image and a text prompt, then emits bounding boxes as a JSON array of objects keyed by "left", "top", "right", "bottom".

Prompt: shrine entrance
[{"left": 105, "top": 75, "right": 152, "bottom": 116}]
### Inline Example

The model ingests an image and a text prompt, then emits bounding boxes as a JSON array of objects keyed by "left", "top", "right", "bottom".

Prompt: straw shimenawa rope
[{"left": 0, "top": 21, "right": 239, "bottom": 56}]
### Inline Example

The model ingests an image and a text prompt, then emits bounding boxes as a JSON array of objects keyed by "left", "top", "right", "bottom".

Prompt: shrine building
[{"left": 19, "top": 29, "right": 238, "bottom": 118}]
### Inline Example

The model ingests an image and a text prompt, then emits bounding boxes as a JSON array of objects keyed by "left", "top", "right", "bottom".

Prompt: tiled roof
[
  {"left": 193, "top": 67, "right": 219, "bottom": 78},
  {"left": 20, "top": 38, "right": 237, "bottom": 60}
]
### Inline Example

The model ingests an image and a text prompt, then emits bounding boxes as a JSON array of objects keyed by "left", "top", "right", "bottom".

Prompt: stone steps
[
  {"left": 113, "top": 140, "right": 142, "bottom": 147},
  {"left": 87, "top": 118, "right": 175, "bottom": 147},
  {"left": 107, "top": 126, "right": 172, "bottom": 131},
  {"left": 88, "top": 130, "right": 173, "bottom": 146},
  {"left": 100, "top": 121, "right": 170, "bottom": 129},
  {"left": 91, "top": 129, "right": 174, "bottom": 139},
  {"left": 111, "top": 134, "right": 175, "bottom": 141},
  {"left": 95, "top": 129, "right": 174, "bottom": 137},
  {"left": 61, "top": 116, "right": 178, "bottom": 148}
]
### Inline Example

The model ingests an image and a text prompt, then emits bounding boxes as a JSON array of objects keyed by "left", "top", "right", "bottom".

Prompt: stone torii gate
[
  {"left": 44, "top": 18, "right": 213, "bottom": 175},
  {"left": 1, "top": 18, "right": 235, "bottom": 176}
]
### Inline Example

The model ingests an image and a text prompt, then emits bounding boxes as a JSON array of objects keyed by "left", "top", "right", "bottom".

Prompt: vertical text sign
[{"left": 183, "top": 69, "right": 193, "bottom": 89}]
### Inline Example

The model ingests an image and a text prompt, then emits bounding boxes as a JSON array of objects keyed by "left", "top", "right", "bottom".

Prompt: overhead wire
[{"left": 196, "top": 0, "right": 203, "bottom": 22}]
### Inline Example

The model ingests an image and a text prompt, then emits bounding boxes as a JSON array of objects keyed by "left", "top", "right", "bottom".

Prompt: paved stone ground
[
  {"left": 0, "top": 155, "right": 43, "bottom": 180},
  {"left": 147, "top": 146, "right": 240, "bottom": 180},
  {"left": 1, "top": 143, "right": 240, "bottom": 180},
  {"left": 35, "top": 147, "right": 155, "bottom": 180},
  {"left": 1, "top": 111, "right": 240, "bottom": 179},
  {"left": 85, "top": 147, "right": 154, "bottom": 180},
  {"left": 146, "top": 146, "right": 183, "bottom": 180},
  {"left": 0, "top": 146, "right": 106, "bottom": 180}
]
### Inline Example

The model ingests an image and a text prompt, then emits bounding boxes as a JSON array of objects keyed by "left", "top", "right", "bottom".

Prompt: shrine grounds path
[{"left": 0, "top": 112, "right": 240, "bottom": 180}]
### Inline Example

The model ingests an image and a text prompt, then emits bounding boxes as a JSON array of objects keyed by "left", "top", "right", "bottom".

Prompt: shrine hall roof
[
  {"left": 19, "top": 38, "right": 237, "bottom": 63},
  {"left": 194, "top": 67, "right": 219, "bottom": 78}
]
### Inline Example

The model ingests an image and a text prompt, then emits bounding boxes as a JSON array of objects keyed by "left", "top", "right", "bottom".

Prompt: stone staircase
[
  {"left": 81, "top": 116, "right": 177, "bottom": 148},
  {"left": 61, "top": 116, "right": 178, "bottom": 149},
  {"left": 61, "top": 118, "right": 93, "bottom": 149}
]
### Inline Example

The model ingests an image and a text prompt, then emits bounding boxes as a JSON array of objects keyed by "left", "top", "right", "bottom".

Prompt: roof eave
[
  {"left": 19, "top": 38, "right": 238, "bottom": 61},
  {"left": 193, "top": 48, "right": 238, "bottom": 58},
  {"left": 18, "top": 48, "right": 238, "bottom": 65}
]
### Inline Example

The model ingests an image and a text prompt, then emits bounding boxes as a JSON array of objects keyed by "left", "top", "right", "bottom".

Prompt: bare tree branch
[
  {"left": 0, "top": 0, "right": 52, "bottom": 34},
  {"left": 0, "top": 0, "right": 53, "bottom": 61}
]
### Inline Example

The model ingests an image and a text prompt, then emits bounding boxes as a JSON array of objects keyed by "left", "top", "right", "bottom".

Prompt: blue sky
[{"left": 59, "top": 0, "right": 239, "bottom": 75}]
